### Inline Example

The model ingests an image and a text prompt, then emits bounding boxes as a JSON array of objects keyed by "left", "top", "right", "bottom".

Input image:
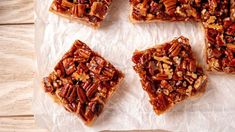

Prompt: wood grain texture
[
  {"left": 0, "top": 116, "right": 48, "bottom": 132},
  {"left": 0, "top": 25, "right": 35, "bottom": 116},
  {"left": 0, "top": 0, "right": 34, "bottom": 24}
]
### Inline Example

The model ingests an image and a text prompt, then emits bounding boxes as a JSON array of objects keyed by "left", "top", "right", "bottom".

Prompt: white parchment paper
[{"left": 33, "top": 0, "right": 235, "bottom": 131}]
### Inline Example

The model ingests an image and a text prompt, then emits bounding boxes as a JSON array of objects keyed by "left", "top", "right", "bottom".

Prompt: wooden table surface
[{"left": 0, "top": 0, "right": 48, "bottom": 131}]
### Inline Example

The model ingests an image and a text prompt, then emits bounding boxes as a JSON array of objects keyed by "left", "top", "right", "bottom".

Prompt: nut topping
[
  {"left": 205, "top": 17, "right": 235, "bottom": 73},
  {"left": 130, "top": 0, "right": 201, "bottom": 22}
]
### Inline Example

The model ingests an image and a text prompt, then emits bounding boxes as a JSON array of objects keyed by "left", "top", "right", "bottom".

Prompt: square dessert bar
[
  {"left": 42, "top": 40, "right": 124, "bottom": 124},
  {"left": 201, "top": 0, "right": 235, "bottom": 73},
  {"left": 132, "top": 36, "right": 208, "bottom": 115},
  {"left": 205, "top": 17, "right": 235, "bottom": 73},
  {"left": 49, "top": 0, "right": 112, "bottom": 28},
  {"left": 129, "top": 0, "right": 202, "bottom": 22}
]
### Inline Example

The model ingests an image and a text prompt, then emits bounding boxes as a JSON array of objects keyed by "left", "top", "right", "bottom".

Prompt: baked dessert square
[
  {"left": 201, "top": 0, "right": 235, "bottom": 73},
  {"left": 129, "top": 0, "right": 202, "bottom": 23},
  {"left": 205, "top": 17, "right": 235, "bottom": 73},
  {"left": 49, "top": 0, "right": 112, "bottom": 28},
  {"left": 132, "top": 36, "right": 208, "bottom": 115},
  {"left": 42, "top": 40, "right": 124, "bottom": 125}
]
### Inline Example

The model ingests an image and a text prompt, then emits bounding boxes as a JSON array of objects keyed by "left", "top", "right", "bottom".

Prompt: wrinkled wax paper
[{"left": 33, "top": 0, "right": 235, "bottom": 131}]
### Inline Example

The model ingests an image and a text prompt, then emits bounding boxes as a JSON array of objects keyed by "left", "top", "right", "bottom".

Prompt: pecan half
[
  {"left": 59, "top": 84, "right": 71, "bottom": 98},
  {"left": 87, "top": 58, "right": 103, "bottom": 74},
  {"left": 71, "top": 4, "right": 87, "bottom": 17},
  {"left": 90, "top": 2, "right": 107, "bottom": 19},
  {"left": 77, "top": 86, "right": 88, "bottom": 103},
  {"left": 67, "top": 86, "right": 77, "bottom": 103},
  {"left": 162, "top": 0, "right": 176, "bottom": 15},
  {"left": 86, "top": 82, "right": 99, "bottom": 99},
  {"left": 62, "top": 58, "right": 76, "bottom": 75}
]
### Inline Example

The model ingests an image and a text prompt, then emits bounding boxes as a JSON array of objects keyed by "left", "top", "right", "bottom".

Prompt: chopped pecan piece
[
  {"left": 42, "top": 40, "right": 124, "bottom": 125},
  {"left": 129, "top": 0, "right": 231, "bottom": 27},
  {"left": 132, "top": 36, "right": 208, "bottom": 115}
]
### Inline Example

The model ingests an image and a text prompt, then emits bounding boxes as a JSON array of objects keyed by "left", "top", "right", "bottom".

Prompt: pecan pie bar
[
  {"left": 201, "top": 0, "right": 235, "bottom": 73},
  {"left": 205, "top": 17, "right": 235, "bottom": 73},
  {"left": 132, "top": 36, "right": 208, "bottom": 115},
  {"left": 42, "top": 40, "right": 124, "bottom": 125},
  {"left": 49, "top": 0, "right": 112, "bottom": 28},
  {"left": 129, "top": 0, "right": 202, "bottom": 22}
]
